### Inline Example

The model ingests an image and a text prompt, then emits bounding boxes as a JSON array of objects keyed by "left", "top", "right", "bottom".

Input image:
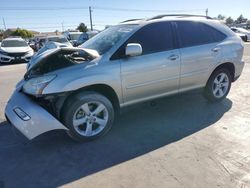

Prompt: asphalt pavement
[{"left": 0, "top": 43, "right": 249, "bottom": 188}]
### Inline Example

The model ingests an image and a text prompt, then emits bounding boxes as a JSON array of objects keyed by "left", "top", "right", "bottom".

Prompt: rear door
[{"left": 174, "top": 21, "right": 226, "bottom": 92}]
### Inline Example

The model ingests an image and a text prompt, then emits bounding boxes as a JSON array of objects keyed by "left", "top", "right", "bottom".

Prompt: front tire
[
  {"left": 204, "top": 68, "right": 232, "bottom": 102},
  {"left": 62, "top": 91, "right": 115, "bottom": 142}
]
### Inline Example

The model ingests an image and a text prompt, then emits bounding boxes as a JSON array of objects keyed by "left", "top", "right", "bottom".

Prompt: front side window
[
  {"left": 111, "top": 22, "right": 174, "bottom": 60},
  {"left": 128, "top": 22, "right": 174, "bottom": 55},
  {"left": 176, "top": 21, "right": 226, "bottom": 48}
]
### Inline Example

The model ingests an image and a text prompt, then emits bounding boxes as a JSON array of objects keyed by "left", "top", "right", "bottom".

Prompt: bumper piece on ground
[{"left": 5, "top": 91, "right": 68, "bottom": 140}]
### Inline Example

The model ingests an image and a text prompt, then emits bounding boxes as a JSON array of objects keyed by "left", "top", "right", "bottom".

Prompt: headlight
[{"left": 22, "top": 75, "right": 56, "bottom": 96}]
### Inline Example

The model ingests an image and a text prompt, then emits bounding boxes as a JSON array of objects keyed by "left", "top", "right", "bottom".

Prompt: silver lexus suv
[{"left": 5, "top": 15, "right": 245, "bottom": 142}]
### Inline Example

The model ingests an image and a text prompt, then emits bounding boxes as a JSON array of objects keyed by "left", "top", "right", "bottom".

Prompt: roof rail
[
  {"left": 148, "top": 14, "right": 212, "bottom": 21},
  {"left": 120, "top": 19, "right": 143, "bottom": 23}
]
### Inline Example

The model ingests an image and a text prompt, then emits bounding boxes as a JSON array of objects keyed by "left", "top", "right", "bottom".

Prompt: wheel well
[
  {"left": 62, "top": 84, "right": 120, "bottom": 115},
  {"left": 212, "top": 63, "right": 235, "bottom": 81}
]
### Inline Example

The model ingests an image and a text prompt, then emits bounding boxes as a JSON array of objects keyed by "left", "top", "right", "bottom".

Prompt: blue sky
[{"left": 0, "top": 0, "right": 249, "bottom": 32}]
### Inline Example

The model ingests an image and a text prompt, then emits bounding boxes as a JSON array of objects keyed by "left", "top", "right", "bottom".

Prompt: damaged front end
[{"left": 5, "top": 46, "right": 99, "bottom": 139}]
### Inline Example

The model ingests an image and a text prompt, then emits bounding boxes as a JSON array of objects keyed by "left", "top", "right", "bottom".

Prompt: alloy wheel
[
  {"left": 73, "top": 101, "right": 109, "bottom": 137},
  {"left": 212, "top": 73, "right": 229, "bottom": 98}
]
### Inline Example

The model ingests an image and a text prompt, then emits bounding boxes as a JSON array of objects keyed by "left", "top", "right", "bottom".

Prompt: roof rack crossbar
[{"left": 148, "top": 14, "right": 212, "bottom": 21}]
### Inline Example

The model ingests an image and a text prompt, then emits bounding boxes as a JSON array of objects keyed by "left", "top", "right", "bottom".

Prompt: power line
[
  {"left": 93, "top": 6, "right": 206, "bottom": 13},
  {"left": 0, "top": 6, "right": 206, "bottom": 13},
  {"left": 0, "top": 6, "right": 88, "bottom": 10},
  {"left": 0, "top": 6, "right": 208, "bottom": 31},
  {"left": 1, "top": 22, "right": 81, "bottom": 26},
  {"left": 2, "top": 23, "right": 108, "bottom": 30}
]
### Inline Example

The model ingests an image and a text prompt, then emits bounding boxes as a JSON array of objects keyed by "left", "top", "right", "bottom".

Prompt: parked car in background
[
  {"left": 35, "top": 37, "right": 47, "bottom": 51},
  {"left": 46, "top": 35, "right": 72, "bottom": 47},
  {"left": 235, "top": 32, "right": 247, "bottom": 42},
  {"left": 63, "top": 31, "right": 82, "bottom": 46},
  {"left": 0, "top": 37, "right": 34, "bottom": 64},
  {"left": 76, "top": 31, "right": 99, "bottom": 46},
  {"left": 27, "top": 41, "right": 72, "bottom": 70},
  {"left": 231, "top": 27, "right": 250, "bottom": 41},
  {"left": 5, "top": 15, "right": 244, "bottom": 142},
  {"left": 34, "top": 35, "right": 72, "bottom": 51},
  {"left": 28, "top": 38, "right": 37, "bottom": 51}
]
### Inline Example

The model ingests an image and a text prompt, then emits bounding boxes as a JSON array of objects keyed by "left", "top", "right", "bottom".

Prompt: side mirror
[{"left": 125, "top": 43, "right": 142, "bottom": 57}]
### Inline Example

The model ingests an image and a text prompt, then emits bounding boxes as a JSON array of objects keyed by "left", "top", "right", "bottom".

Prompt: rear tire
[
  {"left": 203, "top": 68, "right": 232, "bottom": 102},
  {"left": 62, "top": 91, "right": 115, "bottom": 142}
]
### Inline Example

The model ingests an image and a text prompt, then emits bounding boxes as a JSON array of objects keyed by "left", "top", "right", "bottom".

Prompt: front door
[{"left": 116, "top": 22, "right": 181, "bottom": 104}]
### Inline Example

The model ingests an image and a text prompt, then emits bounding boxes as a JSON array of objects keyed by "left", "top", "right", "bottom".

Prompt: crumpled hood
[
  {"left": 0, "top": 46, "right": 31, "bottom": 53},
  {"left": 27, "top": 46, "right": 99, "bottom": 71},
  {"left": 25, "top": 46, "right": 100, "bottom": 79}
]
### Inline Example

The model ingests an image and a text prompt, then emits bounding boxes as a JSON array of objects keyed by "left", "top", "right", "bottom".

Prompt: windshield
[
  {"left": 80, "top": 24, "right": 138, "bottom": 55},
  {"left": 1, "top": 40, "right": 28, "bottom": 47},
  {"left": 48, "top": 37, "right": 68, "bottom": 43},
  {"left": 70, "top": 33, "right": 81, "bottom": 40}
]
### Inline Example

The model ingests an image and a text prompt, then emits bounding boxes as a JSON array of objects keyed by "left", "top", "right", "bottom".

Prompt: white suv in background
[{"left": 0, "top": 37, "right": 34, "bottom": 64}]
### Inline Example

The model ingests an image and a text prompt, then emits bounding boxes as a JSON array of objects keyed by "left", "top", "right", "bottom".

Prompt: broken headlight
[{"left": 22, "top": 75, "right": 56, "bottom": 96}]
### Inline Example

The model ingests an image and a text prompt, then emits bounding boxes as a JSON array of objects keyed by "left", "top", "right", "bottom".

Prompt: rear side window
[
  {"left": 128, "top": 22, "right": 174, "bottom": 55},
  {"left": 176, "top": 21, "right": 226, "bottom": 48},
  {"left": 202, "top": 24, "right": 226, "bottom": 42}
]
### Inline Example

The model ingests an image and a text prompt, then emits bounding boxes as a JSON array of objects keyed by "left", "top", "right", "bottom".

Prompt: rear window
[
  {"left": 1, "top": 40, "right": 28, "bottom": 47},
  {"left": 48, "top": 37, "right": 68, "bottom": 43},
  {"left": 176, "top": 21, "right": 226, "bottom": 48}
]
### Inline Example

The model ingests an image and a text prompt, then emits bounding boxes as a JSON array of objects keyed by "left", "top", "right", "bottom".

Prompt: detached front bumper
[{"left": 5, "top": 90, "right": 68, "bottom": 140}]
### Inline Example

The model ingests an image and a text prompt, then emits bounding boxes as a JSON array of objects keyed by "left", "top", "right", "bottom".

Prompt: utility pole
[
  {"left": 205, "top": 8, "right": 208, "bottom": 17},
  {"left": 61, "top": 21, "right": 64, "bottom": 32},
  {"left": 2, "top": 17, "right": 7, "bottom": 31},
  {"left": 89, "top": 6, "right": 93, "bottom": 31}
]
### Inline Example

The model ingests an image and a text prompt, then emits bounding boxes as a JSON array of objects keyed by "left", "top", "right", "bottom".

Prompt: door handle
[
  {"left": 212, "top": 47, "right": 220, "bottom": 52},
  {"left": 168, "top": 54, "right": 179, "bottom": 61}
]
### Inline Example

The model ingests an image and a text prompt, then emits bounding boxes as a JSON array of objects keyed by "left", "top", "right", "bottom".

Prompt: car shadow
[{"left": 0, "top": 91, "right": 232, "bottom": 187}]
